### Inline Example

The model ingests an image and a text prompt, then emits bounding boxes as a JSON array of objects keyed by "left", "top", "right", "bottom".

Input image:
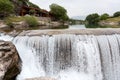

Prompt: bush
[
  {"left": 24, "top": 16, "right": 39, "bottom": 27},
  {"left": 0, "top": 0, "right": 14, "bottom": 18},
  {"left": 113, "top": 11, "right": 120, "bottom": 17},
  {"left": 5, "top": 16, "right": 39, "bottom": 27},
  {"left": 100, "top": 13, "right": 109, "bottom": 20},
  {"left": 4, "top": 16, "right": 24, "bottom": 27},
  {"left": 85, "top": 13, "right": 100, "bottom": 24}
]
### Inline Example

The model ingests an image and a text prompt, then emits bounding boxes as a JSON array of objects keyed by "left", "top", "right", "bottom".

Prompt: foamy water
[{"left": 0, "top": 33, "right": 120, "bottom": 80}]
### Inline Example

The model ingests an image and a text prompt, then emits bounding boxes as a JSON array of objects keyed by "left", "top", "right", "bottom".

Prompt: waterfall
[{"left": 0, "top": 33, "right": 120, "bottom": 80}]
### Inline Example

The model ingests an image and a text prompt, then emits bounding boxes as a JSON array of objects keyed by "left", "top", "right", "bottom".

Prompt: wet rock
[{"left": 0, "top": 40, "right": 21, "bottom": 80}]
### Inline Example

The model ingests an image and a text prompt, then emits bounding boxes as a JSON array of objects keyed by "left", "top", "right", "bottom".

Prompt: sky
[{"left": 29, "top": 0, "right": 120, "bottom": 18}]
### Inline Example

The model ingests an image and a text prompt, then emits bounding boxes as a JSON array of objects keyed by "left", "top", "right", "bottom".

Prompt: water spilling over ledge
[
  {"left": 18, "top": 28, "right": 120, "bottom": 36},
  {"left": 0, "top": 29, "right": 120, "bottom": 80}
]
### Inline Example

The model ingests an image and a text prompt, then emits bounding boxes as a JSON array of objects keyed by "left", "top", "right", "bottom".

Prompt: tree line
[
  {"left": 0, "top": 0, "right": 69, "bottom": 22},
  {"left": 85, "top": 11, "right": 120, "bottom": 24}
]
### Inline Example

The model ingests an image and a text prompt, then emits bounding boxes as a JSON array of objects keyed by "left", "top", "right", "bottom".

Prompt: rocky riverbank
[{"left": 0, "top": 17, "right": 68, "bottom": 31}]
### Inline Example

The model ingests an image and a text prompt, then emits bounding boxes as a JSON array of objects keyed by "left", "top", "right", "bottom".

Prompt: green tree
[
  {"left": 0, "top": 0, "right": 14, "bottom": 18},
  {"left": 85, "top": 13, "right": 100, "bottom": 24},
  {"left": 113, "top": 11, "right": 120, "bottom": 17},
  {"left": 100, "top": 13, "right": 109, "bottom": 20},
  {"left": 49, "top": 3, "right": 69, "bottom": 21}
]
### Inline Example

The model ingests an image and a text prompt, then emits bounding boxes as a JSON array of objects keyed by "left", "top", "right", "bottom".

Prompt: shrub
[
  {"left": 4, "top": 16, "right": 24, "bottom": 27},
  {"left": 85, "top": 13, "right": 100, "bottom": 24},
  {"left": 0, "top": 0, "right": 14, "bottom": 18},
  {"left": 100, "top": 13, "right": 109, "bottom": 20},
  {"left": 24, "top": 16, "right": 39, "bottom": 27},
  {"left": 113, "top": 11, "right": 120, "bottom": 17},
  {"left": 4, "top": 16, "right": 39, "bottom": 27}
]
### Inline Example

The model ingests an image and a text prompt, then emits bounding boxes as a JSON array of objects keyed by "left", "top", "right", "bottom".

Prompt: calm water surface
[{"left": 1, "top": 24, "right": 119, "bottom": 33}]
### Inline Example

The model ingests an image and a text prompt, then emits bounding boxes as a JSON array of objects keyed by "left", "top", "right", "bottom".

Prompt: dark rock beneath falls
[{"left": 0, "top": 40, "right": 21, "bottom": 80}]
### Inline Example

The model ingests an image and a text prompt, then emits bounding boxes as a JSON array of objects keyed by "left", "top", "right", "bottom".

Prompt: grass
[
  {"left": 5, "top": 16, "right": 24, "bottom": 22},
  {"left": 104, "top": 16, "right": 120, "bottom": 22},
  {"left": 4, "top": 16, "right": 39, "bottom": 27}
]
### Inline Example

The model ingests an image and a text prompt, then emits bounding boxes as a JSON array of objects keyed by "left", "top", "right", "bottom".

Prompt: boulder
[
  {"left": 0, "top": 40, "right": 21, "bottom": 80},
  {"left": 25, "top": 77, "right": 56, "bottom": 80}
]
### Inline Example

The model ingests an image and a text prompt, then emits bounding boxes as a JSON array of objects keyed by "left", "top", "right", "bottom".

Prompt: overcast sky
[{"left": 29, "top": 0, "right": 120, "bottom": 17}]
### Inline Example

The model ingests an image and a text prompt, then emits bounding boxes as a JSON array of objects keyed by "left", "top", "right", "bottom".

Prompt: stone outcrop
[
  {"left": 25, "top": 77, "right": 56, "bottom": 80},
  {"left": 0, "top": 40, "right": 21, "bottom": 80}
]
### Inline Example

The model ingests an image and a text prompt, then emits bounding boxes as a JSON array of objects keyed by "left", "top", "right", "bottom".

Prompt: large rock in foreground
[{"left": 0, "top": 40, "right": 21, "bottom": 80}]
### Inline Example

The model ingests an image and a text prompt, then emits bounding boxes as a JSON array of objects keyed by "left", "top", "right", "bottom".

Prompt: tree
[
  {"left": 0, "top": 0, "right": 14, "bottom": 18},
  {"left": 85, "top": 13, "right": 100, "bottom": 24},
  {"left": 100, "top": 13, "right": 109, "bottom": 20},
  {"left": 113, "top": 11, "right": 120, "bottom": 17},
  {"left": 49, "top": 3, "right": 69, "bottom": 21}
]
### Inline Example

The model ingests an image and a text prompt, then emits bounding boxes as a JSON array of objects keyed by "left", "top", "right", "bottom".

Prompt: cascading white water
[{"left": 0, "top": 33, "right": 120, "bottom": 80}]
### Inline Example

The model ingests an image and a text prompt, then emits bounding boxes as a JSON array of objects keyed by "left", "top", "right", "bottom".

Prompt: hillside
[
  {"left": 10, "top": 0, "right": 41, "bottom": 15},
  {"left": 99, "top": 17, "right": 120, "bottom": 27}
]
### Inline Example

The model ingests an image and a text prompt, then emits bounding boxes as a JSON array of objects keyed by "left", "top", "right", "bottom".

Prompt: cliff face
[{"left": 10, "top": 0, "right": 40, "bottom": 15}]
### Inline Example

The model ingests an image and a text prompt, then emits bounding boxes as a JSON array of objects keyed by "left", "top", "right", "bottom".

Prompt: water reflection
[
  {"left": 85, "top": 24, "right": 120, "bottom": 28},
  {"left": 69, "top": 25, "right": 86, "bottom": 29},
  {"left": 1, "top": 24, "right": 120, "bottom": 33},
  {"left": 85, "top": 24, "right": 107, "bottom": 28}
]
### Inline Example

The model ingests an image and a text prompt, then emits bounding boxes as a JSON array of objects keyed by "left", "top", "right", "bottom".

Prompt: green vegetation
[
  {"left": 24, "top": 16, "right": 39, "bottom": 27},
  {"left": 102, "top": 16, "right": 120, "bottom": 22},
  {"left": 85, "top": 11, "right": 120, "bottom": 25},
  {"left": 28, "top": 2, "right": 41, "bottom": 9},
  {"left": 85, "top": 13, "right": 100, "bottom": 24},
  {"left": 113, "top": 11, "right": 120, "bottom": 17},
  {"left": 0, "top": 0, "right": 14, "bottom": 19},
  {"left": 5, "top": 16, "right": 39, "bottom": 27},
  {"left": 4, "top": 16, "right": 24, "bottom": 27},
  {"left": 49, "top": 3, "right": 69, "bottom": 21},
  {"left": 100, "top": 13, "right": 109, "bottom": 20}
]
